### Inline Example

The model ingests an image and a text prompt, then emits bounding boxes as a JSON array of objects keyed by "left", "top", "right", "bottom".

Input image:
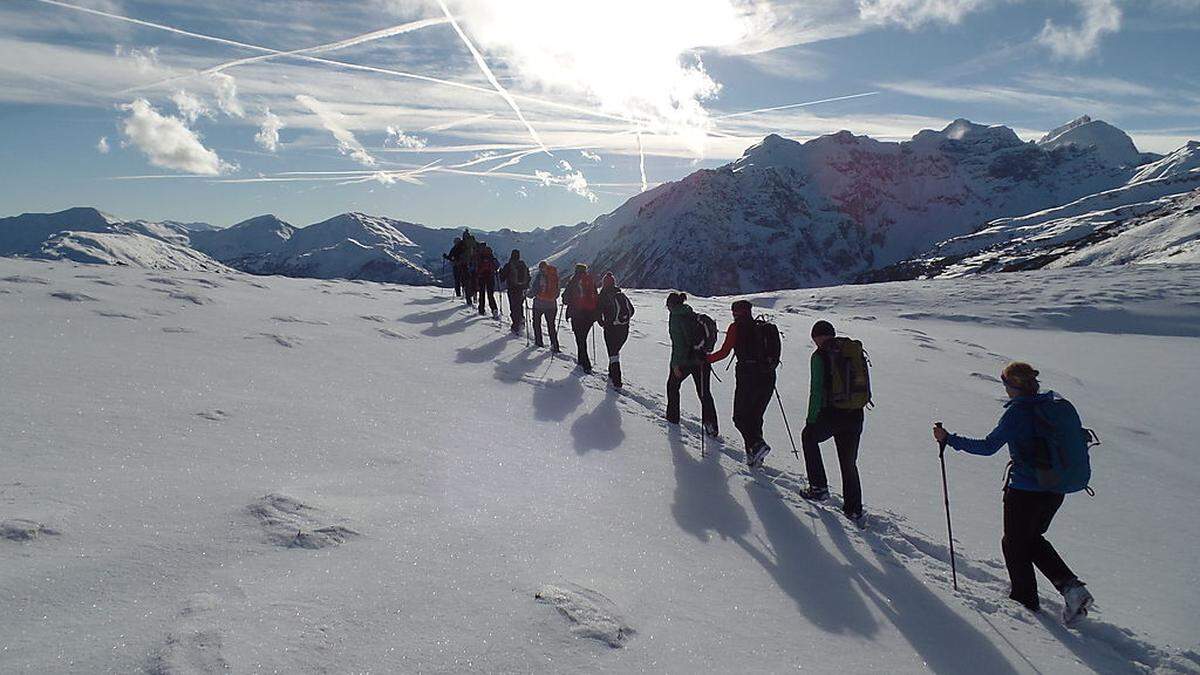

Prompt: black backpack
[
  {"left": 508, "top": 262, "right": 530, "bottom": 288},
  {"left": 688, "top": 312, "right": 718, "bottom": 354},
  {"left": 610, "top": 290, "right": 635, "bottom": 325},
  {"left": 737, "top": 317, "right": 781, "bottom": 368}
]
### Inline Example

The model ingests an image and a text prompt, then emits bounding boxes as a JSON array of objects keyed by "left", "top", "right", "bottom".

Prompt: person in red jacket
[
  {"left": 475, "top": 243, "right": 499, "bottom": 318},
  {"left": 708, "top": 300, "right": 777, "bottom": 467},
  {"left": 561, "top": 263, "right": 599, "bottom": 373}
]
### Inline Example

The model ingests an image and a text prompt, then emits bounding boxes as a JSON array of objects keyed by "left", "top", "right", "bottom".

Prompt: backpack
[
  {"left": 609, "top": 290, "right": 635, "bottom": 325},
  {"left": 509, "top": 262, "right": 530, "bottom": 288},
  {"left": 737, "top": 317, "right": 782, "bottom": 368},
  {"left": 688, "top": 312, "right": 718, "bottom": 354},
  {"left": 1027, "top": 395, "right": 1098, "bottom": 494},
  {"left": 538, "top": 266, "right": 559, "bottom": 301},
  {"left": 824, "top": 337, "right": 872, "bottom": 410}
]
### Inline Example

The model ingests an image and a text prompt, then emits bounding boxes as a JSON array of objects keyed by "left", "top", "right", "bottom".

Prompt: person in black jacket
[
  {"left": 707, "top": 300, "right": 776, "bottom": 467},
  {"left": 499, "top": 249, "right": 530, "bottom": 334},
  {"left": 443, "top": 237, "right": 464, "bottom": 297},
  {"left": 597, "top": 272, "right": 634, "bottom": 388}
]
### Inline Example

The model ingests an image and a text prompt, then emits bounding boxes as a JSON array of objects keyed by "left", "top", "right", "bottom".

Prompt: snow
[
  {"left": 2, "top": 257, "right": 1198, "bottom": 673},
  {"left": 40, "top": 230, "right": 233, "bottom": 272},
  {"left": 1039, "top": 116, "right": 1143, "bottom": 168}
]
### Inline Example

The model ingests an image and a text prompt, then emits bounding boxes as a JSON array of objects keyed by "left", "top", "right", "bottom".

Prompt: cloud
[
  {"left": 385, "top": 126, "right": 427, "bottom": 149},
  {"left": 114, "top": 44, "right": 159, "bottom": 72},
  {"left": 1037, "top": 0, "right": 1121, "bottom": 60},
  {"left": 96, "top": 136, "right": 109, "bottom": 153},
  {"left": 209, "top": 72, "right": 245, "bottom": 117},
  {"left": 295, "top": 94, "right": 377, "bottom": 166},
  {"left": 171, "top": 89, "right": 211, "bottom": 123},
  {"left": 255, "top": 107, "right": 284, "bottom": 152},
  {"left": 534, "top": 159, "right": 597, "bottom": 202},
  {"left": 119, "top": 98, "right": 229, "bottom": 174},
  {"left": 857, "top": 0, "right": 993, "bottom": 27},
  {"left": 579, "top": 149, "right": 601, "bottom": 163}
]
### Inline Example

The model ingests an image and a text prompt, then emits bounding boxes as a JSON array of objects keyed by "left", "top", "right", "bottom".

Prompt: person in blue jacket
[{"left": 933, "top": 362, "right": 1094, "bottom": 623}]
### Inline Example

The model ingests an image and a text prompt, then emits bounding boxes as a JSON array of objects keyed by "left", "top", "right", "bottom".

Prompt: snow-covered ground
[{"left": 2, "top": 258, "right": 1198, "bottom": 673}]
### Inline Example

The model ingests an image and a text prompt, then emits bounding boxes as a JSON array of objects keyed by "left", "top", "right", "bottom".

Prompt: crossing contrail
[
  {"left": 636, "top": 131, "right": 648, "bottom": 192},
  {"left": 120, "top": 17, "right": 451, "bottom": 95},
  {"left": 716, "top": 92, "right": 880, "bottom": 120},
  {"left": 433, "top": 0, "right": 549, "bottom": 155}
]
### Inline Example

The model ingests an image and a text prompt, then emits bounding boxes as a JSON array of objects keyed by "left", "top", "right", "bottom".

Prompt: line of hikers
[{"left": 443, "top": 234, "right": 1098, "bottom": 627}]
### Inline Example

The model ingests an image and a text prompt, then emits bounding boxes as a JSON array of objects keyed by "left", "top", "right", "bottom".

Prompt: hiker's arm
[
  {"left": 669, "top": 316, "right": 688, "bottom": 368},
  {"left": 947, "top": 413, "right": 1014, "bottom": 456},
  {"left": 806, "top": 352, "right": 825, "bottom": 424},
  {"left": 707, "top": 323, "right": 736, "bottom": 364}
]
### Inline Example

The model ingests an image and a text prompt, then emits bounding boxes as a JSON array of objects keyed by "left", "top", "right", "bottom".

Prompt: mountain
[
  {"left": 863, "top": 142, "right": 1200, "bottom": 280},
  {"left": 1037, "top": 115, "right": 1143, "bottom": 168},
  {"left": 189, "top": 214, "right": 296, "bottom": 272},
  {"left": 549, "top": 118, "right": 1147, "bottom": 294}
]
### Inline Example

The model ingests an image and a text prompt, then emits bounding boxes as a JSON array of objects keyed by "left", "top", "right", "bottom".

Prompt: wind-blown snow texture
[{"left": 2, "top": 257, "right": 1197, "bottom": 673}]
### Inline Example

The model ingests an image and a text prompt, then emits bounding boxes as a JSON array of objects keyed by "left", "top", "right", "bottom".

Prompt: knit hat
[
  {"left": 575, "top": 263, "right": 588, "bottom": 272},
  {"left": 731, "top": 300, "right": 752, "bottom": 317},
  {"left": 665, "top": 292, "right": 686, "bottom": 307},
  {"left": 811, "top": 320, "right": 835, "bottom": 338},
  {"left": 602, "top": 272, "right": 615, "bottom": 288},
  {"left": 1001, "top": 362, "right": 1040, "bottom": 395}
]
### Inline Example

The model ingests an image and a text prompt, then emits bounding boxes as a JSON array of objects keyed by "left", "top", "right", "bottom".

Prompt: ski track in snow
[{"left": 535, "top": 583, "right": 636, "bottom": 648}]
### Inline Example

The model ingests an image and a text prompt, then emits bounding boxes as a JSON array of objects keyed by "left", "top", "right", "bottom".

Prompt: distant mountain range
[{"left": 2, "top": 116, "right": 1196, "bottom": 294}]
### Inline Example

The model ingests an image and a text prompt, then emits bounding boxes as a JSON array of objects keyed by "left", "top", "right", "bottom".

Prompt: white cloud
[
  {"left": 295, "top": 94, "right": 377, "bottom": 166},
  {"left": 857, "top": 0, "right": 992, "bottom": 27},
  {"left": 114, "top": 44, "right": 159, "bottom": 72},
  {"left": 96, "top": 136, "right": 109, "bottom": 153},
  {"left": 209, "top": 72, "right": 245, "bottom": 118},
  {"left": 580, "top": 149, "right": 602, "bottom": 162},
  {"left": 385, "top": 125, "right": 427, "bottom": 149},
  {"left": 119, "top": 98, "right": 229, "bottom": 174},
  {"left": 534, "top": 159, "right": 597, "bottom": 202},
  {"left": 255, "top": 107, "right": 284, "bottom": 152},
  {"left": 171, "top": 89, "right": 211, "bottom": 124},
  {"left": 1037, "top": 0, "right": 1122, "bottom": 60}
]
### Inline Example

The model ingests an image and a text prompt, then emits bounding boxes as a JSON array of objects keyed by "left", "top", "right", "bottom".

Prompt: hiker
[
  {"left": 665, "top": 292, "right": 718, "bottom": 436},
  {"left": 443, "top": 237, "right": 464, "bottom": 297},
  {"left": 596, "top": 272, "right": 634, "bottom": 388},
  {"left": 475, "top": 243, "right": 499, "bottom": 318},
  {"left": 499, "top": 249, "right": 530, "bottom": 334},
  {"left": 707, "top": 300, "right": 780, "bottom": 467},
  {"left": 933, "top": 362, "right": 1096, "bottom": 624},
  {"left": 562, "top": 263, "right": 599, "bottom": 373},
  {"left": 526, "top": 261, "right": 560, "bottom": 352},
  {"left": 460, "top": 231, "right": 479, "bottom": 305},
  {"left": 799, "top": 320, "right": 869, "bottom": 524}
]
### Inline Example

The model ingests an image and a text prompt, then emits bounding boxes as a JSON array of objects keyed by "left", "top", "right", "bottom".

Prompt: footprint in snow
[
  {"left": 95, "top": 310, "right": 139, "bottom": 320},
  {"left": 245, "top": 333, "right": 300, "bottom": 348},
  {"left": 196, "top": 409, "right": 229, "bottom": 422},
  {"left": 1, "top": 518, "right": 61, "bottom": 542},
  {"left": 247, "top": 493, "right": 358, "bottom": 549},
  {"left": 969, "top": 372, "right": 1001, "bottom": 383},
  {"left": 378, "top": 328, "right": 413, "bottom": 340},
  {"left": 2, "top": 275, "right": 50, "bottom": 285},
  {"left": 535, "top": 583, "right": 635, "bottom": 648},
  {"left": 359, "top": 314, "right": 387, "bottom": 323},
  {"left": 271, "top": 315, "right": 330, "bottom": 326},
  {"left": 162, "top": 326, "right": 193, "bottom": 334},
  {"left": 50, "top": 291, "right": 98, "bottom": 302},
  {"left": 158, "top": 290, "right": 212, "bottom": 306}
]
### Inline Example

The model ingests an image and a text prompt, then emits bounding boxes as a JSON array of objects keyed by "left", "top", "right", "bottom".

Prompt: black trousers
[
  {"left": 507, "top": 290, "right": 525, "bottom": 330},
  {"left": 666, "top": 362, "right": 717, "bottom": 430},
  {"left": 801, "top": 408, "right": 864, "bottom": 516},
  {"left": 603, "top": 324, "right": 629, "bottom": 385},
  {"left": 1002, "top": 488, "right": 1076, "bottom": 608},
  {"left": 532, "top": 302, "right": 559, "bottom": 350},
  {"left": 477, "top": 276, "right": 496, "bottom": 314},
  {"left": 733, "top": 364, "right": 776, "bottom": 452},
  {"left": 452, "top": 264, "right": 464, "bottom": 296},
  {"left": 571, "top": 316, "right": 594, "bottom": 370}
]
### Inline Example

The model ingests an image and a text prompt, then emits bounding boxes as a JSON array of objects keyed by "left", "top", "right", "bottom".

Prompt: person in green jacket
[
  {"left": 665, "top": 292, "right": 718, "bottom": 435},
  {"left": 799, "top": 320, "right": 865, "bottom": 523}
]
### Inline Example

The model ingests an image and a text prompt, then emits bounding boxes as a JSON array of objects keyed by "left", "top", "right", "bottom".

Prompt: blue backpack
[{"left": 1028, "top": 393, "right": 1099, "bottom": 494}]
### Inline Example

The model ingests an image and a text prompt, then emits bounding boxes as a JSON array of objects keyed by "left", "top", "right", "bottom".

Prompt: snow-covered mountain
[
  {"left": 864, "top": 141, "right": 1200, "bottom": 280},
  {"left": 550, "top": 117, "right": 1180, "bottom": 295}
]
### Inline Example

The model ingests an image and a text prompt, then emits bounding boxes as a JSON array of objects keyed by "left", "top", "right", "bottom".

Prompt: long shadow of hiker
[
  {"left": 737, "top": 480, "right": 879, "bottom": 638},
  {"left": 571, "top": 389, "right": 624, "bottom": 454},
  {"left": 532, "top": 369, "right": 585, "bottom": 422},
  {"left": 669, "top": 427, "right": 751, "bottom": 543},
  {"left": 1036, "top": 611, "right": 1157, "bottom": 674},
  {"left": 819, "top": 511, "right": 1021, "bottom": 674},
  {"left": 493, "top": 346, "right": 548, "bottom": 385},
  {"left": 456, "top": 335, "right": 508, "bottom": 364},
  {"left": 398, "top": 305, "right": 461, "bottom": 325},
  {"left": 406, "top": 296, "right": 449, "bottom": 306}
]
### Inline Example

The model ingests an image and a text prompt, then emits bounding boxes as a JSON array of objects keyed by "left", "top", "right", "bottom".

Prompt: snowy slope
[
  {"left": 1038, "top": 116, "right": 1143, "bottom": 168},
  {"left": 188, "top": 214, "right": 296, "bottom": 268},
  {"left": 40, "top": 231, "right": 233, "bottom": 272},
  {"left": 2, "top": 258, "right": 1198, "bottom": 673},
  {"left": 549, "top": 118, "right": 1149, "bottom": 295}
]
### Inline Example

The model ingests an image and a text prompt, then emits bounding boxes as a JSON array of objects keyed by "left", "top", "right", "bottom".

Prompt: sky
[{"left": 0, "top": 0, "right": 1197, "bottom": 231}]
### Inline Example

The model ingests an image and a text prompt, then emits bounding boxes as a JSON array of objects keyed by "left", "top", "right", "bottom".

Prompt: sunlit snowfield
[{"left": 2, "top": 258, "right": 1198, "bottom": 673}]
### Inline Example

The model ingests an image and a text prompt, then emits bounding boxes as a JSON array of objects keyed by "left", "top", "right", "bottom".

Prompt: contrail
[
  {"left": 120, "top": 17, "right": 451, "bottom": 95},
  {"left": 433, "top": 0, "right": 549, "bottom": 155},
  {"left": 716, "top": 92, "right": 880, "bottom": 120},
  {"left": 636, "top": 131, "right": 648, "bottom": 192},
  {"left": 422, "top": 112, "right": 495, "bottom": 132},
  {"left": 36, "top": 0, "right": 639, "bottom": 126}
]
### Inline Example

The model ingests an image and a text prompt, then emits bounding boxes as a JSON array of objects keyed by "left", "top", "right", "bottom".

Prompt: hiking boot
[
  {"left": 799, "top": 486, "right": 829, "bottom": 502},
  {"left": 703, "top": 421, "right": 719, "bottom": 438},
  {"left": 845, "top": 510, "right": 866, "bottom": 529},
  {"left": 1009, "top": 591, "right": 1040, "bottom": 614},
  {"left": 747, "top": 441, "right": 771, "bottom": 468},
  {"left": 1061, "top": 580, "right": 1093, "bottom": 626}
]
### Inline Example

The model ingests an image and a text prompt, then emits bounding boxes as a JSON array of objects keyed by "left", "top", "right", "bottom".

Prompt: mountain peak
[{"left": 1038, "top": 115, "right": 1140, "bottom": 167}]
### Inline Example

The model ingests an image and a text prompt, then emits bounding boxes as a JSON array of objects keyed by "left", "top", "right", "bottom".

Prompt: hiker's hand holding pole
[{"left": 933, "top": 423, "right": 949, "bottom": 447}]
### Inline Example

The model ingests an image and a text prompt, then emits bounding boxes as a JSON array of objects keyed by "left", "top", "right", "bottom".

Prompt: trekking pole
[
  {"left": 441, "top": 259, "right": 447, "bottom": 296},
  {"left": 774, "top": 386, "right": 800, "bottom": 459},
  {"left": 935, "top": 422, "right": 959, "bottom": 592},
  {"left": 524, "top": 300, "right": 530, "bottom": 347}
]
